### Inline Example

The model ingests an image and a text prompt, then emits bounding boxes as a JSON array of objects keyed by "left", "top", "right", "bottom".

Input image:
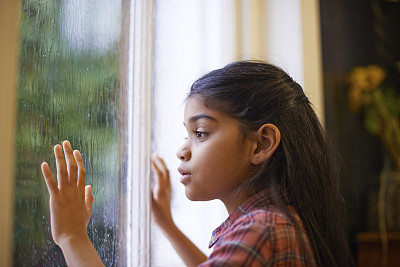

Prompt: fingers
[
  {"left": 74, "top": 150, "right": 87, "bottom": 193},
  {"left": 41, "top": 162, "right": 58, "bottom": 196},
  {"left": 151, "top": 157, "right": 163, "bottom": 190},
  {"left": 63, "top": 140, "right": 78, "bottom": 185},
  {"left": 85, "top": 185, "right": 94, "bottom": 218},
  {"left": 151, "top": 159, "right": 162, "bottom": 179},
  {"left": 54, "top": 144, "right": 68, "bottom": 189},
  {"left": 52, "top": 141, "right": 86, "bottom": 190},
  {"left": 151, "top": 154, "right": 171, "bottom": 198},
  {"left": 151, "top": 154, "right": 170, "bottom": 181}
]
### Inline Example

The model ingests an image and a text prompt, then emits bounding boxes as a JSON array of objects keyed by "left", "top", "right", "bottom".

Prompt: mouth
[
  {"left": 178, "top": 167, "right": 191, "bottom": 184},
  {"left": 178, "top": 167, "right": 191, "bottom": 176}
]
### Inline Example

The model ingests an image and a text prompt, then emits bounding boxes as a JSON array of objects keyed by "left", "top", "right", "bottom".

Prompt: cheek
[
  {"left": 192, "top": 145, "right": 224, "bottom": 176},
  {"left": 199, "top": 143, "right": 243, "bottom": 174}
]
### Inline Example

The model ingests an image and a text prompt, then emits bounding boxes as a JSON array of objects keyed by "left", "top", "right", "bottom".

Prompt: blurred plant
[
  {"left": 347, "top": 64, "right": 400, "bottom": 170},
  {"left": 348, "top": 65, "right": 400, "bottom": 266}
]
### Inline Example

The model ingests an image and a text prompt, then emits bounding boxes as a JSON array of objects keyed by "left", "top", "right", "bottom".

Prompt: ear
[{"left": 250, "top": 123, "right": 281, "bottom": 165}]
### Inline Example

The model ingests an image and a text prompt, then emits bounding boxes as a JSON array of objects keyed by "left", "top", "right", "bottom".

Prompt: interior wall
[
  {"left": 301, "top": 0, "right": 324, "bottom": 125},
  {"left": 0, "top": 1, "right": 19, "bottom": 266}
]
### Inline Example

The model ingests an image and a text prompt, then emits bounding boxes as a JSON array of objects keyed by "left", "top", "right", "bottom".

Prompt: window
[{"left": 12, "top": 0, "right": 138, "bottom": 265}]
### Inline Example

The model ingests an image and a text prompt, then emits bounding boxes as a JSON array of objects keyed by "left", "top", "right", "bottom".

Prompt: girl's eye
[{"left": 193, "top": 131, "right": 206, "bottom": 139}]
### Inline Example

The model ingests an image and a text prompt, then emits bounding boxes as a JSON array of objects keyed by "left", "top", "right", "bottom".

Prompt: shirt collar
[{"left": 209, "top": 188, "right": 277, "bottom": 248}]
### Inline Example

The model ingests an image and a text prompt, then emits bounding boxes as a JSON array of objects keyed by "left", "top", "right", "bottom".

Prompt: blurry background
[{"left": 320, "top": 0, "right": 400, "bottom": 266}]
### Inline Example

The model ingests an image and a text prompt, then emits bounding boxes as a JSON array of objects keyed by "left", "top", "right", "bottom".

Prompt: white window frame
[{"left": 126, "top": 0, "right": 154, "bottom": 266}]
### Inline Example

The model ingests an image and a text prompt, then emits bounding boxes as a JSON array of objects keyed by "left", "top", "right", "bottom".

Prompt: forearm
[
  {"left": 162, "top": 223, "right": 208, "bottom": 267},
  {"left": 58, "top": 235, "right": 104, "bottom": 267},
  {"left": 150, "top": 155, "right": 206, "bottom": 266}
]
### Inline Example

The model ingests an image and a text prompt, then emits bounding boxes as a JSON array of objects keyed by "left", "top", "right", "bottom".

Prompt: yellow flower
[
  {"left": 366, "top": 64, "right": 386, "bottom": 89},
  {"left": 348, "top": 85, "right": 363, "bottom": 113},
  {"left": 347, "top": 65, "right": 386, "bottom": 93},
  {"left": 347, "top": 66, "right": 370, "bottom": 90}
]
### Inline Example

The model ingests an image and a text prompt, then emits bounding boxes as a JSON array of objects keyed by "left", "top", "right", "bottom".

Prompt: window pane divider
[{"left": 126, "top": 0, "right": 154, "bottom": 266}]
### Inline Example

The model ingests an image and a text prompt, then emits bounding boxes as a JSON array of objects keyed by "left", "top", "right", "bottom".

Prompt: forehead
[
  {"left": 184, "top": 96, "right": 217, "bottom": 121},
  {"left": 184, "top": 95, "right": 207, "bottom": 112}
]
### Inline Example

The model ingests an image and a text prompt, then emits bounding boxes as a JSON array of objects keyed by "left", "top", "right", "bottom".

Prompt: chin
[
  {"left": 184, "top": 190, "right": 198, "bottom": 201},
  {"left": 184, "top": 188, "right": 213, "bottom": 202}
]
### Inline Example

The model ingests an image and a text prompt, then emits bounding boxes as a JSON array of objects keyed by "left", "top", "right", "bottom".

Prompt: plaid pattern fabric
[{"left": 199, "top": 189, "right": 316, "bottom": 267}]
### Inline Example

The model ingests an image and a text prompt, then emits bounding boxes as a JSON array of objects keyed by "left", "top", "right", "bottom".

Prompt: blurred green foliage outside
[{"left": 14, "top": 0, "right": 125, "bottom": 266}]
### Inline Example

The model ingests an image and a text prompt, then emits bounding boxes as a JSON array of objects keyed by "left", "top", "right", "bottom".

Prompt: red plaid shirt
[{"left": 199, "top": 189, "right": 316, "bottom": 267}]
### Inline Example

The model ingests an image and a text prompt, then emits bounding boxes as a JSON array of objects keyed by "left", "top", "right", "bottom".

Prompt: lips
[
  {"left": 178, "top": 167, "right": 191, "bottom": 184},
  {"left": 178, "top": 167, "right": 191, "bottom": 176}
]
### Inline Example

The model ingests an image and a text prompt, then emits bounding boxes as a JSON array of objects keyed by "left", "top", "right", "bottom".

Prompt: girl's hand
[
  {"left": 151, "top": 154, "right": 174, "bottom": 232},
  {"left": 41, "top": 140, "right": 93, "bottom": 246},
  {"left": 151, "top": 155, "right": 208, "bottom": 267}
]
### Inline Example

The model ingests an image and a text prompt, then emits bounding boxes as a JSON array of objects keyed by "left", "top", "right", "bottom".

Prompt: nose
[{"left": 176, "top": 142, "right": 191, "bottom": 161}]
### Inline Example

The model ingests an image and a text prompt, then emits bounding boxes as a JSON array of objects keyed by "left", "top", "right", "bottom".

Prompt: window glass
[
  {"left": 151, "top": 0, "right": 233, "bottom": 266},
  {"left": 13, "top": 0, "right": 126, "bottom": 266}
]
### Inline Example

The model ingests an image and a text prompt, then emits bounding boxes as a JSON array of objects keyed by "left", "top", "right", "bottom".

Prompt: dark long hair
[{"left": 189, "top": 61, "right": 354, "bottom": 267}]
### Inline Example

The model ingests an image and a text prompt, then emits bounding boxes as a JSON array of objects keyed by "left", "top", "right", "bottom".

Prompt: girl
[{"left": 41, "top": 61, "right": 354, "bottom": 266}]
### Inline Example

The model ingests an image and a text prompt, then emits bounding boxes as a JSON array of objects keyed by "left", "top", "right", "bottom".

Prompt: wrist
[
  {"left": 55, "top": 232, "right": 105, "bottom": 267},
  {"left": 162, "top": 221, "right": 183, "bottom": 241},
  {"left": 158, "top": 218, "right": 179, "bottom": 237},
  {"left": 57, "top": 232, "right": 91, "bottom": 250}
]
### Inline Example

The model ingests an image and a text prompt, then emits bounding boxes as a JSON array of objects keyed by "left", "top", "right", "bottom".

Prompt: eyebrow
[{"left": 186, "top": 114, "right": 218, "bottom": 124}]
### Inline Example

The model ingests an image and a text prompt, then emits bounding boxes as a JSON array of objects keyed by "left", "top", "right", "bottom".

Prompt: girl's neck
[{"left": 222, "top": 188, "right": 252, "bottom": 214}]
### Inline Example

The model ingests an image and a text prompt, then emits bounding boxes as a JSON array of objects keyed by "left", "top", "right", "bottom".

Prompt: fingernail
[
  {"left": 74, "top": 150, "right": 82, "bottom": 158},
  {"left": 64, "top": 140, "right": 72, "bottom": 148}
]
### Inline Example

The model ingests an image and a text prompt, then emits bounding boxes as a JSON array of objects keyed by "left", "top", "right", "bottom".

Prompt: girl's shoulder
[
  {"left": 206, "top": 206, "right": 316, "bottom": 267},
  {"left": 234, "top": 205, "right": 297, "bottom": 228}
]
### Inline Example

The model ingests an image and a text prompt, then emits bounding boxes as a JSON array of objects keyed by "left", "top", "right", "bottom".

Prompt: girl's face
[{"left": 177, "top": 96, "right": 257, "bottom": 213}]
